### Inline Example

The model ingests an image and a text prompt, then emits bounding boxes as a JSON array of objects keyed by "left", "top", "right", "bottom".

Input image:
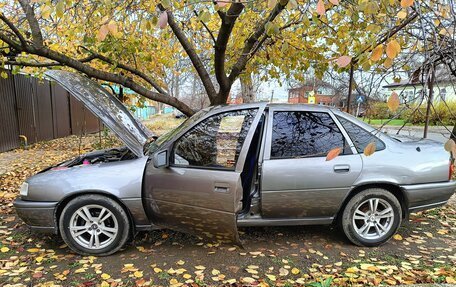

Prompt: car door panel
[
  {"left": 261, "top": 155, "right": 362, "bottom": 218},
  {"left": 261, "top": 107, "right": 363, "bottom": 219},
  {"left": 144, "top": 105, "right": 266, "bottom": 243},
  {"left": 144, "top": 167, "right": 243, "bottom": 243}
]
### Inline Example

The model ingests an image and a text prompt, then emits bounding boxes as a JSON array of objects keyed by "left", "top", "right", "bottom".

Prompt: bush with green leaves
[{"left": 366, "top": 101, "right": 455, "bottom": 126}]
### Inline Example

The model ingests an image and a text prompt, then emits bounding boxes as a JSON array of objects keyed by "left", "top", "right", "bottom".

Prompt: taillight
[{"left": 450, "top": 160, "right": 455, "bottom": 180}]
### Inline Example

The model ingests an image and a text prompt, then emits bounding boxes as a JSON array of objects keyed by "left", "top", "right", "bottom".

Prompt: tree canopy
[{"left": 0, "top": 0, "right": 454, "bottom": 116}]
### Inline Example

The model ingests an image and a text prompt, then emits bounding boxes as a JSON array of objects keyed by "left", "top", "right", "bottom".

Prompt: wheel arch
[
  {"left": 335, "top": 182, "right": 408, "bottom": 222},
  {"left": 54, "top": 190, "right": 136, "bottom": 236}
]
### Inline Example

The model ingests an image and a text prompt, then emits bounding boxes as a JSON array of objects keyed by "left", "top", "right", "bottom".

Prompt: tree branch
[
  {"left": 214, "top": 2, "right": 244, "bottom": 94},
  {"left": 193, "top": 10, "right": 216, "bottom": 44},
  {"left": 78, "top": 46, "right": 168, "bottom": 95},
  {"left": 0, "top": 13, "right": 27, "bottom": 48},
  {"left": 229, "top": 0, "right": 289, "bottom": 82},
  {"left": 353, "top": 11, "right": 419, "bottom": 64},
  {"left": 0, "top": 33, "right": 195, "bottom": 116},
  {"left": 18, "top": 0, "right": 44, "bottom": 48},
  {"left": 159, "top": 4, "right": 218, "bottom": 102}
]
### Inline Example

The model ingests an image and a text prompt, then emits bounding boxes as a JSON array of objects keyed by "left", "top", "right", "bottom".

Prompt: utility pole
[
  {"left": 423, "top": 65, "right": 435, "bottom": 138},
  {"left": 347, "top": 64, "right": 354, "bottom": 114}
]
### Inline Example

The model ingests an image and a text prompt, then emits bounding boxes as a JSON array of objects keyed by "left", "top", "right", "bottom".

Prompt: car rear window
[
  {"left": 271, "top": 111, "right": 352, "bottom": 159},
  {"left": 336, "top": 116, "right": 385, "bottom": 153}
]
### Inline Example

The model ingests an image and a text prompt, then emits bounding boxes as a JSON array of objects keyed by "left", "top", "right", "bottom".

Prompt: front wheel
[
  {"left": 341, "top": 188, "right": 402, "bottom": 247},
  {"left": 59, "top": 194, "right": 131, "bottom": 256}
]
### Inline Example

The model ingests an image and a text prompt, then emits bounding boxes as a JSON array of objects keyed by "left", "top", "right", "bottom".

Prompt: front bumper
[
  {"left": 13, "top": 198, "right": 58, "bottom": 233},
  {"left": 401, "top": 181, "right": 456, "bottom": 213}
]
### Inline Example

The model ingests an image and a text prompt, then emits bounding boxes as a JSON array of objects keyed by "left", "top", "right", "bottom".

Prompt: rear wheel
[
  {"left": 341, "top": 188, "right": 402, "bottom": 247},
  {"left": 59, "top": 194, "right": 130, "bottom": 256}
]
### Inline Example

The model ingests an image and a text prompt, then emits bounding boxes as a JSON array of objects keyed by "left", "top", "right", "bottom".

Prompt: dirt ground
[{"left": 0, "top": 120, "right": 455, "bottom": 287}]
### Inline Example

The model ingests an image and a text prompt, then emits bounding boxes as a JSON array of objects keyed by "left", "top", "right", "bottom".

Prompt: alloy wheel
[
  {"left": 352, "top": 198, "right": 395, "bottom": 240},
  {"left": 69, "top": 204, "right": 119, "bottom": 250}
]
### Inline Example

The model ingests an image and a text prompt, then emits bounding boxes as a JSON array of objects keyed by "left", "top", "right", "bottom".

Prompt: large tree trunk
[{"left": 240, "top": 75, "right": 255, "bottom": 103}]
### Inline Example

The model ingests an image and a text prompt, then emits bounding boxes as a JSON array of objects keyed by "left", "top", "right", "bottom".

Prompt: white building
[{"left": 383, "top": 71, "right": 456, "bottom": 104}]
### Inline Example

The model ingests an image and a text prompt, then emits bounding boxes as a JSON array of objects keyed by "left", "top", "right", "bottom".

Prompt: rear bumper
[
  {"left": 13, "top": 198, "right": 57, "bottom": 234},
  {"left": 401, "top": 181, "right": 456, "bottom": 213}
]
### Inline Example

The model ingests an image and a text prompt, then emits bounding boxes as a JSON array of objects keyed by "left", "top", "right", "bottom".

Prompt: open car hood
[{"left": 45, "top": 70, "right": 154, "bottom": 157}]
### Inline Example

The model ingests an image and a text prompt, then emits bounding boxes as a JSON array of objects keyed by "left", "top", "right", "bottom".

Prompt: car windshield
[{"left": 147, "top": 108, "right": 210, "bottom": 155}]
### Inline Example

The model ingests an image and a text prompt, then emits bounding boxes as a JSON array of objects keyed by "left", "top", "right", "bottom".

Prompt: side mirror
[{"left": 153, "top": 150, "right": 169, "bottom": 168}]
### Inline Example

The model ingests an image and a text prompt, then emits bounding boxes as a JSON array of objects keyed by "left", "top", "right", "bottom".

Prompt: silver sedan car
[{"left": 14, "top": 71, "right": 456, "bottom": 255}]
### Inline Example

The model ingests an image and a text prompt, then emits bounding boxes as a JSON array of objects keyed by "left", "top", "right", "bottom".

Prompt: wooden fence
[{"left": 0, "top": 71, "right": 101, "bottom": 152}]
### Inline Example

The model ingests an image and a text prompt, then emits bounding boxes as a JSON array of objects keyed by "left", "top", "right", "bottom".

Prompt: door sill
[{"left": 237, "top": 216, "right": 334, "bottom": 227}]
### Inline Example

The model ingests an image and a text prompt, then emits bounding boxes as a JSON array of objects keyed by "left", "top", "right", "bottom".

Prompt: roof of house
[{"left": 383, "top": 67, "right": 456, "bottom": 89}]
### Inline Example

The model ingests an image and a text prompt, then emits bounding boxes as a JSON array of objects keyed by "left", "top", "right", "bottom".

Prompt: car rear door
[
  {"left": 261, "top": 106, "right": 363, "bottom": 220},
  {"left": 144, "top": 105, "right": 265, "bottom": 243}
]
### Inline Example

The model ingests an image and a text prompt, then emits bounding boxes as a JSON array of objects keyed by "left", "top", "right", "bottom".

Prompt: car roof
[{"left": 204, "top": 102, "right": 340, "bottom": 113}]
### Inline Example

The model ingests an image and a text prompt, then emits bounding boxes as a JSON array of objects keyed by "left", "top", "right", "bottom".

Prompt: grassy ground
[{"left": 0, "top": 115, "right": 455, "bottom": 287}]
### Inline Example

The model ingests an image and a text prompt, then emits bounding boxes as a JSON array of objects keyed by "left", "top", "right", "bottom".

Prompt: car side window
[
  {"left": 173, "top": 109, "right": 257, "bottom": 169},
  {"left": 271, "top": 111, "right": 352, "bottom": 159},
  {"left": 336, "top": 116, "right": 386, "bottom": 153}
]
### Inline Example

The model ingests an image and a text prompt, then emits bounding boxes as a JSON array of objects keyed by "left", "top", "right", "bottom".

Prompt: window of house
[
  {"left": 173, "top": 109, "right": 257, "bottom": 169},
  {"left": 440, "top": 88, "right": 447, "bottom": 101},
  {"left": 271, "top": 111, "right": 352, "bottom": 159},
  {"left": 336, "top": 116, "right": 385, "bottom": 153}
]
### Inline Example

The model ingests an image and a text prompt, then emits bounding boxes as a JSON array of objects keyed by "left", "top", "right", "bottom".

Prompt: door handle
[
  {"left": 333, "top": 164, "right": 350, "bottom": 173},
  {"left": 214, "top": 186, "right": 229, "bottom": 193}
]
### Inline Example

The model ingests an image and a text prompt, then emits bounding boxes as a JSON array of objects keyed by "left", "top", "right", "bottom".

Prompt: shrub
[{"left": 367, "top": 101, "right": 456, "bottom": 126}]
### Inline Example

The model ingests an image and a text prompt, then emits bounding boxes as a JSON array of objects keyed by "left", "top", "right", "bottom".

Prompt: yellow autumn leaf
[
  {"left": 400, "top": 0, "right": 413, "bottom": 8},
  {"left": 386, "top": 40, "right": 401, "bottom": 59},
  {"left": 74, "top": 268, "right": 86, "bottom": 273},
  {"left": 169, "top": 278, "right": 179, "bottom": 284},
  {"left": 364, "top": 142, "right": 377, "bottom": 156},
  {"left": 36, "top": 256, "right": 44, "bottom": 263},
  {"left": 326, "top": 147, "right": 342, "bottom": 161},
  {"left": 397, "top": 10, "right": 407, "bottom": 19},
  {"left": 101, "top": 273, "right": 111, "bottom": 280},
  {"left": 211, "top": 269, "right": 220, "bottom": 275},
  {"left": 134, "top": 271, "right": 143, "bottom": 278},
  {"left": 100, "top": 281, "right": 110, "bottom": 287},
  {"left": 371, "top": 44, "right": 383, "bottom": 62},
  {"left": 154, "top": 267, "right": 163, "bottom": 273},
  {"left": 279, "top": 267, "right": 289, "bottom": 276},
  {"left": 387, "top": 91, "right": 400, "bottom": 112},
  {"left": 241, "top": 277, "right": 256, "bottom": 283},
  {"left": 291, "top": 267, "right": 300, "bottom": 275},
  {"left": 195, "top": 265, "right": 206, "bottom": 270},
  {"left": 183, "top": 273, "right": 192, "bottom": 279},
  {"left": 176, "top": 260, "right": 185, "bottom": 265},
  {"left": 393, "top": 234, "right": 403, "bottom": 240},
  {"left": 384, "top": 58, "right": 394, "bottom": 68},
  {"left": 266, "top": 274, "right": 277, "bottom": 281},
  {"left": 1, "top": 246, "right": 9, "bottom": 253},
  {"left": 27, "top": 248, "right": 40, "bottom": 253}
]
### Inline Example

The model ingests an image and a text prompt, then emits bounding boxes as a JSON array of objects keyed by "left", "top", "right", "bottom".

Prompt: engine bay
[
  {"left": 64, "top": 147, "right": 137, "bottom": 167},
  {"left": 38, "top": 147, "right": 138, "bottom": 173}
]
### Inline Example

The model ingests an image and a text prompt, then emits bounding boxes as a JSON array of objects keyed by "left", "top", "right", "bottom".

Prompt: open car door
[{"left": 144, "top": 104, "right": 266, "bottom": 243}]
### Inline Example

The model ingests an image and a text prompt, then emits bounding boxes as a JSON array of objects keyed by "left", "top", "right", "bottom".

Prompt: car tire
[
  {"left": 341, "top": 188, "right": 402, "bottom": 247},
  {"left": 59, "top": 194, "right": 130, "bottom": 256}
]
